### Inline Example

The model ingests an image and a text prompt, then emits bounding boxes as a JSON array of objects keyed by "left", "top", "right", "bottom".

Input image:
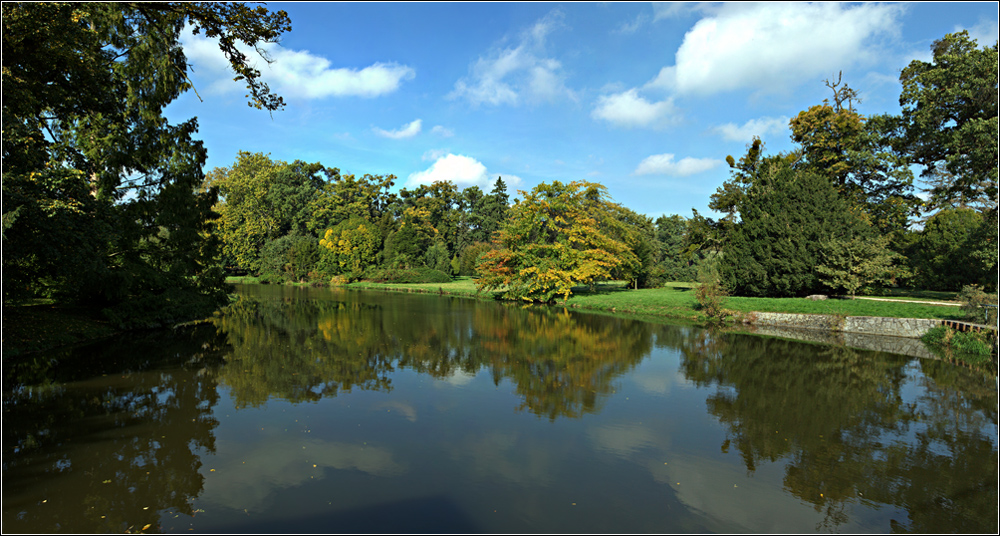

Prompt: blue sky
[{"left": 164, "top": 2, "right": 998, "bottom": 220}]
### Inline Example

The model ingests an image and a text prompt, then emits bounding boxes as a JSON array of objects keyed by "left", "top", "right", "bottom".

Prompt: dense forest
[{"left": 3, "top": 2, "right": 997, "bottom": 330}]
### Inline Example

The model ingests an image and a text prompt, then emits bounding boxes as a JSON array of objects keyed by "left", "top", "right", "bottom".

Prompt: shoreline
[{"left": 5, "top": 281, "right": 993, "bottom": 369}]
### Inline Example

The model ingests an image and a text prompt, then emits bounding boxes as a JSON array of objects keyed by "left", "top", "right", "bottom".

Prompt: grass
[
  {"left": 3, "top": 304, "right": 118, "bottom": 356},
  {"left": 335, "top": 279, "right": 970, "bottom": 323},
  {"left": 346, "top": 277, "right": 491, "bottom": 299}
]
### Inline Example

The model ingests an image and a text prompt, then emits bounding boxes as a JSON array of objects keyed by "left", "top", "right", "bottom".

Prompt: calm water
[{"left": 4, "top": 284, "right": 997, "bottom": 533}]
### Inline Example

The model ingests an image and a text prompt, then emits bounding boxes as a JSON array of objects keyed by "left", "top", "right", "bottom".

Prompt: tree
[
  {"left": 2, "top": 2, "right": 291, "bottom": 326},
  {"left": 476, "top": 181, "right": 639, "bottom": 303},
  {"left": 318, "top": 217, "right": 382, "bottom": 276},
  {"left": 907, "top": 207, "right": 991, "bottom": 291},
  {"left": 210, "top": 152, "right": 326, "bottom": 274},
  {"left": 306, "top": 172, "right": 396, "bottom": 236},
  {"left": 656, "top": 214, "right": 699, "bottom": 282},
  {"left": 719, "top": 161, "right": 869, "bottom": 297},
  {"left": 789, "top": 75, "right": 918, "bottom": 236},
  {"left": 479, "top": 176, "right": 511, "bottom": 242},
  {"left": 893, "top": 31, "right": 998, "bottom": 208},
  {"left": 816, "top": 234, "right": 907, "bottom": 297}
]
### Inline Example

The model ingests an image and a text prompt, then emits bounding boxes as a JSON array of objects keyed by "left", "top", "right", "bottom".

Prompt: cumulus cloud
[
  {"left": 373, "top": 119, "right": 422, "bottom": 139},
  {"left": 645, "top": 3, "right": 904, "bottom": 95},
  {"left": 711, "top": 116, "right": 789, "bottom": 142},
  {"left": 591, "top": 89, "right": 678, "bottom": 128},
  {"left": 180, "top": 28, "right": 415, "bottom": 99},
  {"left": 633, "top": 154, "right": 722, "bottom": 176},
  {"left": 406, "top": 154, "right": 521, "bottom": 189},
  {"left": 449, "top": 12, "right": 575, "bottom": 106}
]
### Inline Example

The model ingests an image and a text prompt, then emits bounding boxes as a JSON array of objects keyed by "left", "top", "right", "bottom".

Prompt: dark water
[{"left": 4, "top": 284, "right": 997, "bottom": 533}]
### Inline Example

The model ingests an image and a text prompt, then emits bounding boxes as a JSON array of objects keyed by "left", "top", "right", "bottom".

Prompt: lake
[{"left": 4, "top": 284, "right": 997, "bottom": 533}]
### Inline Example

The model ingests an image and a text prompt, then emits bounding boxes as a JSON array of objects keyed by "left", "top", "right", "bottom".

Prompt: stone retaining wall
[{"left": 750, "top": 311, "right": 941, "bottom": 339}]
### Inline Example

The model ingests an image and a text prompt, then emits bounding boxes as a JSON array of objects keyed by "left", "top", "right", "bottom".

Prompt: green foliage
[
  {"left": 210, "top": 152, "right": 327, "bottom": 274},
  {"left": 459, "top": 242, "right": 494, "bottom": 276},
  {"left": 318, "top": 217, "right": 382, "bottom": 276},
  {"left": 476, "top": 181, "right": 639, "bottom": 303},
  {"left": 816, "top": 234, "right": 907, "bottom": 297},
  {"left": 921, "top": 326, "right": 995, "bottom": 356},
  {"left": 719, "top": 161, "right": 867, "bottom": 297},
  {"left": 2, "top": 3, "right": 287, "bottom": 325},
  {"left": 363, "top": 266, "right": 452, "bottom": 284},
  {"left": 656, "top": 214, "right": 701, "bottom": 282},
  {"left": 957, "top": 285, "right": 999, "bottom": 326},
  {"left": 907, "top": 207, "right": 990, "bottom": 291},
  {"left": 306, "top": 172, "right": 396, "bottom": 235},
  {"left": 894, "top": 31, "right": 998, "bottom": 208},
  {"left": 694, "top": 277, "right": 729, "bottom": 323},
  {"left": 425, "top": 237, "right": 452, "bottom": 274},
  {"left": 260, "top": 234, "right": 319, "bottom": 282}
]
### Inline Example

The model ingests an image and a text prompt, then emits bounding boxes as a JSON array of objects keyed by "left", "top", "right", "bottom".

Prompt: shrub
[
  {"left": 363, "top": 266, "right": 452, "bottom": 284},
  {"left": 957, "top": 284, "right": 998, "bottom": 326},
  {"left": 921, "top": 325, "right": 995, "bottom": 356},
  {"left": 695, "top": 275, "right": 729, "bottom": 323}
]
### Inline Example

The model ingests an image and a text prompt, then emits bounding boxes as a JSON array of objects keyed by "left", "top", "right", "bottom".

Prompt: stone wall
[{"left": 750, "top": 311, "right": 940, "bottom": 338}]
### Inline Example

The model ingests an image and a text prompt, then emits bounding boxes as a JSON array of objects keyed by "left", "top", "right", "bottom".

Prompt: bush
[
  {"left": 921, "top": 325, "right": 995, "bottom": 356},
  {"left": 363, "top": 266, "right": 452, "bottom": 284},
  {"left": 957, "top": 284, "right": 998, "bottom": 326},
  {"left": 695, "top": 276, "right": 729, "bottom": 323}
]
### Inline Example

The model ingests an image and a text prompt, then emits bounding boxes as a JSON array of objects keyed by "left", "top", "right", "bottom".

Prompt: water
[{"left": 4, "top": 284, "right": 997, "bottom": 533}]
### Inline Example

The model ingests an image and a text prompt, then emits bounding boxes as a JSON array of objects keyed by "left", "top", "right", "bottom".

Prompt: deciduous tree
[{"left": 476, "top": 181, "right": 638, "bottom": 302}]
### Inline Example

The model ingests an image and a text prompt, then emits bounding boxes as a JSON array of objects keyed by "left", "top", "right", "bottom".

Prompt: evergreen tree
[{"left": 719, "top": 162, "right": 869, "bottom": 297}]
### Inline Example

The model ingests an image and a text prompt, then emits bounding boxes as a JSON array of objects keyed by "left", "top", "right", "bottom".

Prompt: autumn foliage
[{"left": 476, "top": 181, "right": 639, "bottom": 303}]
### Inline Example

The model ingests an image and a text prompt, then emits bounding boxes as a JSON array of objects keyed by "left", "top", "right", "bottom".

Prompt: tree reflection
[
  {"left": 674, "top": 330, "right": 998, "bottom": 533},
  {"left": 210, "top": 292, "right": 653, "bottom": 419},
  {"left": 3, "top": 325, "right": 228, "bottom": 533}
]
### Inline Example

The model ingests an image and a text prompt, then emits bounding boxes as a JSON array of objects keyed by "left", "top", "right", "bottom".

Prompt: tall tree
[
  {"left": 2, "top": 2, "right": 291, "bottom": 326},
  {"left": 789, "top": 74, "right": 918, "bottom": 235},
  {"left": 210, "top": 152, "right": 326, "bottom": 274},
  {"left": 893, "top": 31, "right": 998, "bottom": 209},
  {"left": 719, "top": 161, "right": 870, "bottom": 297}
]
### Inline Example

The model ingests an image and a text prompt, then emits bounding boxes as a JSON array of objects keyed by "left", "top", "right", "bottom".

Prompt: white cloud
[
  {"left": 960, "top": 18, "right": 1000, "bottom": 47},
  {"left": 373, "top": 119, "right": 422, "bottom": 139},
  {"left": 431, "top": 125, "right": 454, "bottom": 137},
  {"left": 407, "top": 154, "right": 522, "bottom": 190},
  {"left": 591, "top": 89, "right": 678, "bottom": 128},
  {"left": 634, "top": 154, "right": 722, "bottom": 176},
  {"left": 180, "top": 28, "right": 415, "bottom": 99},
  {"left": 711, "top": 116, "right": 789, "bottom": 142},
  {"left": 407, "top": 154, "right": 488, "bottom": 188},
  {"left": 449, "top": 12, "right": 575, "bottom": 106},
  {"left": 645, "top": 3, "right": 904, "bottom": 95}
]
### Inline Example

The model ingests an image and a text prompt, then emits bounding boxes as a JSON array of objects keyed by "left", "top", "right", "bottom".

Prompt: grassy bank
[{"left": 335, "top": 278, "right": 970, "bottom": 323}]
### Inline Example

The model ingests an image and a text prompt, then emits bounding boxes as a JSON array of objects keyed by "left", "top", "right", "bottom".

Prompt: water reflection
[
  {"left": 3, "top": 287, "right": 997, "bottom": 534},
  {"left": 3, "top": 325, "right": 227, "bottom": 533},
  {"left": 212, "top": 286, "right": 654, "bottom": 419},
  {"left": 675, "top": 330, "right": 998, "bottom": 533}
]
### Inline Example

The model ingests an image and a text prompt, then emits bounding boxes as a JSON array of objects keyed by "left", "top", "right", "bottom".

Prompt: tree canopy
[
  {"left": 2, "top": 2, "right": 291, "bottom": 326},
  {"left": 476, "top": 181, "right": 639, "bottom": 302}
]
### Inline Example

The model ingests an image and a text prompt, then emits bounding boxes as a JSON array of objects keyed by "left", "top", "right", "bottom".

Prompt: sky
[{"left": 164, "top": 2, "right": 999, "bottom": 220}]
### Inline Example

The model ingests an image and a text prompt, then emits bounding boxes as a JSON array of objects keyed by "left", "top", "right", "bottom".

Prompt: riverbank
[{"left": 3, "top": 304, "right": 118, "bottom": 357}]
